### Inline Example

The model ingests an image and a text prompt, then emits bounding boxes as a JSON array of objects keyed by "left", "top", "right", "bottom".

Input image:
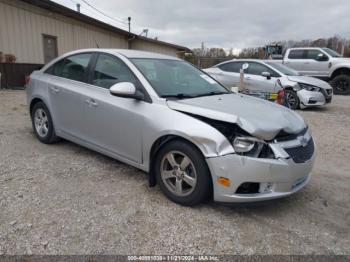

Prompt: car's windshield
[
  {"left": 322, "top": 48, "right": 341, "bottom": 57},
  {"left": 131, "top": 58, "right": 229, "bottom": 98},
  {"left": 265, "top": 62, "right": 300, "bottom": 76}
]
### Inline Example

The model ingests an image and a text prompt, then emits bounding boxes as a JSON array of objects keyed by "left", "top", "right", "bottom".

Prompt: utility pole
[
  {"left": 128, "top": 17, "right": 131, "bottom": 34},
  {"left": 76, "top": 3, "right": 81, "bottom": 13}
]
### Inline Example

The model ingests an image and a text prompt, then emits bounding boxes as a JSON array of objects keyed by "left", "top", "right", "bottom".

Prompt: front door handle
[{"left": 245, "top": 76, "right": 251, "bottom": 80}]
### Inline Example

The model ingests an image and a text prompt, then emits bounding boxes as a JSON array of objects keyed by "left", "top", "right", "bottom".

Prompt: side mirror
[
  {"left": 316, "top": 53, "right": 328, "bottom": 61},
  {"left": 109, "top": 82, "right": 144, "bottom": 100},
  {"left": 261, "top": 71, "right": 271, "bottom": 80}
]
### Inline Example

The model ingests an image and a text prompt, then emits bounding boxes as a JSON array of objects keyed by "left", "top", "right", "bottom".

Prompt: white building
[{"left": 0, "top": 0, "right": 190, "bottom": 88}]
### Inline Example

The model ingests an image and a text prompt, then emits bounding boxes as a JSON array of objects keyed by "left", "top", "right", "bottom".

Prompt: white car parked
[{"left": 204, "top": 59, "right": 333, "bottom": 109}]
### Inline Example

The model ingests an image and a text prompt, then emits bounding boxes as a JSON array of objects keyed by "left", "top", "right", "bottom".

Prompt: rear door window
[
  {"left": 61, "top": 53, "right": 92, "bottom": 82},
  {"left": 45, "top": 53, "right": 92, "bottom": 83},
  {"left": 288, "top": 50, "right": 305, "bottom": 59},
  {"left": 219, "top": 62, "right": 244, "bottom": 73}
]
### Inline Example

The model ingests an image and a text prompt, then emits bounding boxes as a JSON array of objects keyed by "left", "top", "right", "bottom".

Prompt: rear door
[
  {"left": 215, "top": 61, "right": 243, "bottom": 88},
  {"left": 284, "top": 49, "right": 306, "bottom": 72},
  {"left": 45, "top": 53, "right": 93, "bottom": 138},
  {"left": 81, "top": 53, "right": 145, "bottom": 163}
]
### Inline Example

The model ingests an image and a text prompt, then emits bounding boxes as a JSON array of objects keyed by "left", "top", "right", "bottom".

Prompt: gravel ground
[{"left": 0, "top": 90, "right": 349, "bottom": 255}]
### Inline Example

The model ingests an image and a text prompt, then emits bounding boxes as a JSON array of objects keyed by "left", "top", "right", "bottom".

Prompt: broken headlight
[
  {"left": 297, "top": 82, "right": 321, "bottom": 92},
  {"left": 233, "top": 136, "right": 266, "bottom": 157}
]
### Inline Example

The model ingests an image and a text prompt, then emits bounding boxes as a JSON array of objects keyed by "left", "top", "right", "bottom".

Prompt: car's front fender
[{"left": 141, "top": 103, "right": 234, "bottom": 172}]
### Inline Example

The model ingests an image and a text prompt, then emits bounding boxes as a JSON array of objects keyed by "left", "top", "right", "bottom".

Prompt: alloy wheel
[
  {"left": 34, "top": 108, "right": 49, "bottom": 138},
  {"left": 160, "top": 151, "right": 197, "bottom": 197},
  {"left": 286, "top": 92, "right": 296, "bottom": 108},
  {"left": 334, "top": 79, "right": 348, "bottom": 92}
]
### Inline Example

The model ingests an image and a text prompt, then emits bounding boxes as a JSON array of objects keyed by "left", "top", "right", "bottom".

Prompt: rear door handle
[
  {"left": 50, "top": 86, "right": 60, "bottom": 94},
  {"left": 85, "top": 98, "right": 98, "bottom": 107}
]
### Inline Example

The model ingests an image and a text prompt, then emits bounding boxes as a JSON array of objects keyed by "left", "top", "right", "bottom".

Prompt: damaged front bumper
[
  {"left": 297, "top": 89, "right": 332, "bottom": 108},
  {"left": 206, "top": 136, "right": 315, "bottom": 203}
]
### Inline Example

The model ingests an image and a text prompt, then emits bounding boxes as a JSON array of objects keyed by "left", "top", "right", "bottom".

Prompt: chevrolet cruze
[{"left": 26, "top": 49, "right": 315, "bottom": 206}]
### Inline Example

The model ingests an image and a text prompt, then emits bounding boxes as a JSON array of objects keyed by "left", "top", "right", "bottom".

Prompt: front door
[
  {"left": 43, "top": 35, "right": 58, "bottom": 64},
  {"left": 82, "top": 53, "right": 144, "bottom": 163},
  {"left": 243, "top": 62, "right": 277, "bottom": 93},
  {"left": 301, "top": 49, "right": 330, "bottom": 77}
]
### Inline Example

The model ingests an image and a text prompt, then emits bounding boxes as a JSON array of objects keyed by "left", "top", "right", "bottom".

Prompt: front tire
[
  {"left": 285, "top": 90, "right": 300, "bottom": 110},
  {"left": 155, "top": 140, "right": 212, "bottom": 206},
  {"left": 331, "top": 75, "right": 350, "bottom": 95},
  {"left": 31, "top": 102, "right": 60, "bottom": 144}
]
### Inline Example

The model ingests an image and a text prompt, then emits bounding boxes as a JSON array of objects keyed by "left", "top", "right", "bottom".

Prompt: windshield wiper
[
  {"left": 193, "top": 91, "right": 229, "bottom": 98},
  {"left": 160, "top": 93, "right": 194, "bottom": 99}
]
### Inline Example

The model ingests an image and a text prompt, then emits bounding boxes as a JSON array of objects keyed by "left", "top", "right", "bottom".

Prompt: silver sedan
[
  {"left": 204, "top": 59, "right": 333, "bottom": 110},
  {"left": 26, "top": 49, "right": 315, "bottom": 206}
]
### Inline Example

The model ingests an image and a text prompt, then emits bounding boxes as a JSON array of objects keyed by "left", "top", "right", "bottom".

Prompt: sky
[{"left": 52, "top": 0, "right": 350, "bottom": 52}]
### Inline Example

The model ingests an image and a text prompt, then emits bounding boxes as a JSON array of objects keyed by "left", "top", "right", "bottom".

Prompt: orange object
[{"left": 217, "top": 177, "right": 231, "bottom": 187}]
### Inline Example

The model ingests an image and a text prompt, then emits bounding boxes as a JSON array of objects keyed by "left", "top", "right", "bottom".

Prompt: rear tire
[
  {"left": 31, "top": 102, "right": 60, "bottom": 144},
  {"left": 331, "top": 75, "right": 350, "bottom": 95},
  {"left": 155, "top": 140, "right": 212, "bottom": 206},
  {"left": 285, "top": 90, "right": 300, "bottom": 110}
]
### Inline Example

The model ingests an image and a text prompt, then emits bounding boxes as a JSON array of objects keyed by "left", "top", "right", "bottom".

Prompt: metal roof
[
  {"left": 20, "top": 0, "right": 191, "bottom": 53},
  {"left": 55, "top": 48, "right": 182, "bottom": 60}
]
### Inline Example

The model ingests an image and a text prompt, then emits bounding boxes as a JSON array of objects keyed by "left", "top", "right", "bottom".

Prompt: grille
[
  {"left": 321, "top": 88, "right": 332, "bottom": 97},
  {"left": 284, "top": 138, "right": 315, "bottom": 163},
  {"left": 274, "top": 128, "right": 307, "bottom": 142}
]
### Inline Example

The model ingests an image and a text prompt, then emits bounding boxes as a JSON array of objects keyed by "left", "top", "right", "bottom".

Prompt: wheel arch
[
  {"left": 330, "top": 67, "right": 350, "bottom": 79},
  {"left": 29, "top": 97, "right": 45, "bottom": 115},
  {"left": 148, "top": 134, "right": 210, "bottom": 187}
]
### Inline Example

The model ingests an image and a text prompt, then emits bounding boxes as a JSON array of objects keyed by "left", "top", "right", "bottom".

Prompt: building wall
[
  {"left": 0, "top": 0, "right": 180, "bottom": 64},
  {"left": 131, "top": 38, "right": 180, "bottom": 57}
]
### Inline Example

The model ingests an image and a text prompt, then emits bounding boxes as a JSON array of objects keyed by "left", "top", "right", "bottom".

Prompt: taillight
[
  {"left": 25, "top": 75, "right": 31, "bottom": 86},
  {"left": 277, "top": 89, "right": 285, "bottom": 105}
]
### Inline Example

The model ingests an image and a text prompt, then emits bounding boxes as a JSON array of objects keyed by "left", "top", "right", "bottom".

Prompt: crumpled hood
[
  {"left": 167, "top": 93, "right": 306, "bottom": 141},
  {"left": 287, "top": 75, "right": 332, "bottom": 89}
]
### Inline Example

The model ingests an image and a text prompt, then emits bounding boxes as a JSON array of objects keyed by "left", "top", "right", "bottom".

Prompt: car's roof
[
  {"left": 63, "top": 48, "right": 181, "bottom": 60},
  {"left": 288, "top": 47, "right": 323, "bottom": 50},
  {"left": 213, "top": 59, "right": 264, "bottom": 67}
]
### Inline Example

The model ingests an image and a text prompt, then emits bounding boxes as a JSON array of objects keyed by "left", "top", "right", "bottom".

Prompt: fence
[{"left": 0, "top": 63, "right": 43, "bottom": 89}]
